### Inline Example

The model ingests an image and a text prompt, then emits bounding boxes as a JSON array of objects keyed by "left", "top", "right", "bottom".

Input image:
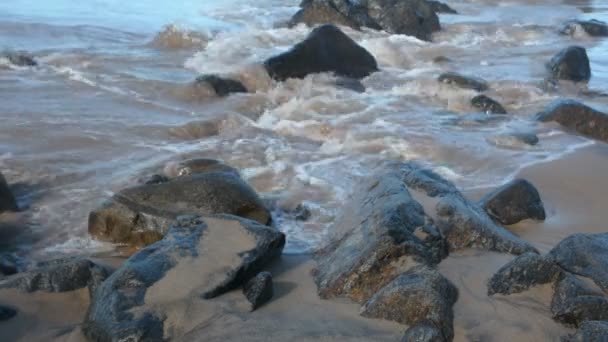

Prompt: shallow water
[{"left": 0, "top": 0, "right": 607, "bottom": 259}]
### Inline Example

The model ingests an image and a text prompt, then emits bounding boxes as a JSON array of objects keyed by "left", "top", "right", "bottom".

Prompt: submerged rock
[
  {"left": 264, "top": 24, "right": 378, "bottom": 81},
  {"left": 335, "top": 76, "right": 366, "bottom": 93},
  {"left": 2, "top": 51, "right": 37, "bottom": 67},
  {"left": 564, "top": 320, "right": 608, "bottom": 342},
  {"left": 243, "top": 271, "right": 274, "bottom": 311},
  {"left": 471, "top": 94, "right": 507, "bottom": 114},
  {"left": 361, "top": 266, "right": 458, "bottom": 341},
  {"left": 401, "top": 322, "right": 446, "bottom": 342},
  {"left": 547, "top": 46, "right": 591, "bottom": 83},
  {"left": 438, "top": 72, "right": 489, "bottom": 92},
  {"left": 487, "top": 132, "right": 540, "bottom": 148},
  {"left": 536, "top": 99, "right": 608, "bottom": 143},
  {"left": 0, "top": 172, "right": 18, "bottom": 213},
  {"left": 551, "top": 274, "right": 608, "bottom": 326},
  {"left": 194, "top": 75, "right": 248, "bottom": 97},
  {"left": 88, "top": 171, "right": 270, "bottom": 247},
  {"left": 163, "top": 158, "right": 240, "bottom": 179},
  {"left": 0, "top": 306, "right": 16, "bottom": 321},
  {"left": 561, "top": 19, "right": 608, "bottom": 37},
  {"left": 83, "top": 215, "right": 285, "bottom": 342},
  {"left": 487, "top": 252, "right": 562, "bottom": 295},
  {"left": 480, "top": 179, "right": 546, "bottom": 225}
]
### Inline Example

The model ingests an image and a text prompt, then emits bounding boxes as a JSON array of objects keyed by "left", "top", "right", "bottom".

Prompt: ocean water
[{"left": 0, "top": 0, "right": 607, "bottom": 259}]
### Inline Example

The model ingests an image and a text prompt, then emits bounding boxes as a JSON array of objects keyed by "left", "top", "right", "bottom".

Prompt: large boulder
[
  {"left": 561, "top": 19, "right": 608, "bottom": 37},
  {"left": 361, "top": 265, "right": 458, "bottom": 341},
  {"left": 290, "top": 0, "right": 441, "bottom": 41},
  {"left": 264, "top": 24, "right": 378, "bottom": 81},
  {"left": 0, "top": 172, "right": 18, "bottom": 213},
  {"left": 551, "top": 274, "right": 608, "bottom": 326},
  {"left": 487, "top": 252, "right": 562, "bottom": 295},
  {"left": 401, "top": 322, "right": 446, "bottom": 342},
  {"left": 88, "top": 171, "right": 271, "bottom": 247},
  {"left": 427, "top": 1, "right": 457, "bottom": 14},
  {"left": 536, "top": 100, "right": 608, "bottom": 143},
  {"left": 546, "top": 46, "right": 591, "bottom": 83},
  {"left": 564, "top": 320, "right": 608, "bottom": 342},
  {"left": 480, "top": 179, "right": 546, "bottom": 225},
  {"left": 83, "top": 215, "right": 285, "bottom": 342},
  {"left": 438, "top": 72, "right": 489, "bottom": 92}
]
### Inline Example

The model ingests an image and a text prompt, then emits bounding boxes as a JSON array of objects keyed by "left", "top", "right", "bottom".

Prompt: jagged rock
[
  {"left": 83, "top": 215, "right": 285, "bottom": 342},
  {"left": 401, "top": 321, "right": 446, "bottom": 342},
  {"left": 264, "top": 24, "right": 378, "bottom": 81},
  {"left": 551, "top": 274, "right": 608, "bottom": 326},
  {"left": 487, "top": 252, "right": 562, "bottom": 295},
  {"left": 563, "top": 320, "right": 608, "bottom": 342},
  {"left": 549, "top": 233, "right": 608, "bottom": 292},
  {"left": 0, "top": 306, "right": 16, "bottom": 321},
  {"left": 547, "top": 46, "right": 591, "bottom": 83},
  {"left": 471, "top": 94, "right": 507, "bottom": 114},
  {"left": 361, "top": 265, "right": 458, "bottom": 341},
  {"left": 194, "top": 75, "right": 248, "bottom": 97},
  {"left": 438, "top": 72, "right": 489, "bottom": 91},
  {"left": 561, "top": 19, "right": 608, "bottom": 37},
  {"left": 163, "top": 158, "right": 240, "bottom": 178},
  {"left": 427, "top": 1, "right": 457, "bottom": 14},
  {"left": 0, "top": 257, "right": 109, "bottom": 297},
  {"left": 88, "top": 171, "right": 270, "bottom": 247},
  {"left": 536, "top": 99, "right": 608, "bottom": 143},
  {"left": 2, "top": 51, "right": 37, "bottom": 67},
  {"left": 243, "top": 272, "right": 274, "bottom": 311},
  {"left": 480, "top": 179, "right": 546, "bottom": 225},
  {"left": 0, "top": 172, "right": 18, "bottom": 213}
]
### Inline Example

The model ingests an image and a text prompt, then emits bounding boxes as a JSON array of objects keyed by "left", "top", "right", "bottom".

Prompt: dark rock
[
  {"left": 547, "top": 46, "right": 591, "bottom": 83},
  {"left": 0, "top": 255, "right": 18, "bottom": 277},
  {"left": 194, "top": 75, "right": 247, "bottom": 97},
  {"left": 88, "top": 171, "right": 270, "bottom": 247},
  {"left": 0, "top": 172, "right": 18, "bottom": 213},
  {"left": 289, "top": 0, "right": 441, "bottom": 41},
  {"left": 438, "top": 72, "right": 489, "bottom": 91},
  {"left": 0, "top": 306, "right": 16, "bottom": 321},
  {"left": 564, "top": 320, "right": 608, "bottom": 342},
  {"left": 487, "top": 252, "right": 562, "bottom": 295},
  {"left": 549, "top": 233, "right": 608, "bottom": 292},
  {"left": 293, "top": 204, "right": 312, "bottom": 221},
  {"left": 551, "top": 274, "right": 608, "bottom": 326},
  {"left": 536, "top": 99, "right": 608, "bottom": 143},
  {"left": 433, "top": 56, "right": 452, "bottom": 64},
  {"left": 164, "top": 158, "right": 240, "bottom": 178},
  {"left": 243, "top": 271, "right": 274, "bottom": 311},
  {"left": 471, "top": 95, "right": 507, "bottom": 114},
  {"left": 561, "top": 19, "right": 608, "bottom": 37},
  {"left": 83, "top": 215, "right": 285, "bottom": 342},
  {"left": 487, "top": 132, "right": 540, "bottom": 148},
  {"left": 480, "top": 179, "right": 546, "bottom": 225},
  {"left": 0, "top": 257, "right": 109, "bottom": 297},
  {"left": 264, "top": 24, "right": 378, "bottom": 81},
  {"left": 401, "top": 321, "right": 446, "bottom": 342},
  {"left": 335, "top": 76, "right": 366, "bottom": 93},
  {"left": 361, "top": 265, "right": 458, "bottom": 341},
  {"left": 427, "top": 1, "right": 458, "bottom": 14},
  {"left": 143, "top": 174, "right": 169, "bottom": 185},
  {"left": 2, "top": 51, "right": 37, "bottom": 67}
]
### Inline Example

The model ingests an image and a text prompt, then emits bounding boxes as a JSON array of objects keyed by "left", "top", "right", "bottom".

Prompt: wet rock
[
  {"left": 433, "top": 56, "right": 452, "bottom": 64},
  {"left": 471, "top": 94, "right": 507, "bottom": 114},
  {"left": 264, "top": 24, "right": 378, "bottom": 81},
  {"left": 547, "top": 46, "right": 591, "bottom": 83},
  {"left": 427, "top": 1, "right": 458, "bottom": 14},
  {"left": 0, "top": 257, "right": 109, "bottom": 296},
  {"left": 89, "top": 171, "right": 270, "bottom": 247},
  {"left": 0, "top": 254, "right": 18, "bottom": 277},
  {"left": 487, "top": 252, "right": 562, "bottom": 295},
  {"left": 551, "top": 274, "right": 608, "bottom": 326},
  {"left": 480, "top": 179, "right": 546, "bottom": 225},
  {"left": 561, "top": 19, "right": 608, "bottom": 37},
  {"left": 361, "top": 265, "right": 458, "bottom": 341},
  {"left": 163, "top": 158, "right": 240, "bottom": 178},
  {"left": 549, "top": 233, "right": 608, "bottom": 292},
  {"left": 536, "top": 99, "right": 608, "bottom": 143},
  {"left": 438, "top": 72, "right": 489, "bottom": 92},
  {"left": 487, "top": 132, "right": 540, "bottom": 148},
  {"left": 194, "top": 75, "right": 248, "bottom": 97},
  {"left": 449, "top": 113, "right": 507, "bottom": 127},
  {"left": 335, "top": 76, "right": 366, "bottom": 93},
  {"left": 2, "top": 51, "right": 37, "bottom": 67},
  {"left": 0, "top": 306, "right": 17, "bottom": 321},
  {"left": 83, "top": 215, "right": 285, "bottom": 342},
  {"left": 243, "top": 271, "right": 274, "bottom": 311},
  {"left": 143, "top": 174, "right": 169, "bottom": 185},
  {"left": 0, "top": 172, "right": 18, "bottom": 213},
  {"left": 564, "top": 320, "right": 608, "bottom": 342},
  {"left": 401, "top": 322, "right": 445, "bottom": 342},
  {"left": 289, "top": 0, "right": 441, "bottom": 41}
]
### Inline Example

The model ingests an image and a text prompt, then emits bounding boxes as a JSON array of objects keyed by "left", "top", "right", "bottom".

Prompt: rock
[
  {"left": 564, "top": 320, "right": 608, "bottom": 342},
  {"left": 401, "top": 322, "right": 446, "bottom": 342},
  {"left": 449, "top": 113, "right": 507, "bottom": 127},
  {"left": 0, "top": 172, "right": 18, "bottom": 213},
  {"left": 88, "top": 171, "right": 270, "bottom": 247},
  {"left": 2, "top": 51, "right": 37, "bottom": 67},
  {"left": 289, "top": 0, "right": 441, "bottom": 41},
  {"left": 438, "top": 72, "right": 489, "bottom": 91},
  {"left": 335, "top": 76, "right": 366, "bottom": 93},
  {"left": 433, "top": 56, "right": 452, "bottom": 64},
  {"left": 549, "top": 233, "right": 608, "bottom": 292},
  {"left": 536, "top": 99, "right": 608, "bottom": 143},
  {"left": 163, "top": 158, "right": 240, "bottom": 178},
  {"left": 480, "top": 179, "right": 546, "bottom": 225},
  {"left": 361, "top": 265, "right": 458, "bottom": 341},
  {"left": 427, "top": 1, "right": 458, "bottom": 14},
  {"left": 487, "top": 252, "right": 562, "bottom": 295},
  {"left": 264, "top": 24, "right": 378, "bottom": 81},
  {"left": 487, "top": 132, "right": 540, "bottom": 148},
  {"left": 0, "top": 306, "right": 16, "bottom": 321},
  {"left": 243, "top": 271, "right": 274, "bottom": 311},
  {"left": 194, "top": 75, "right": 248, "bottom": 97},
  {"left": 0, "top": 257, "right": 109, "bottom": 297},
  {"left": 0, "top": 255, "right": 18, "bottom": 277},
  {"left": 143, "top": 174, "right": 169, "bottom": 185},
  {"left": 83, "top": 215, "right": 285, "bottom": 342},
  {"left": 547, "top": 46, "right": 591, "bottom": 83},
  {"left": 471, "top": 94, "right": 507, "bottom": 114},
  {"left": 551, "top": 274, "right": 608, "bottom": 326},
  {"left": 561, "top": 19, "right": 608, "bottom": 37}
]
